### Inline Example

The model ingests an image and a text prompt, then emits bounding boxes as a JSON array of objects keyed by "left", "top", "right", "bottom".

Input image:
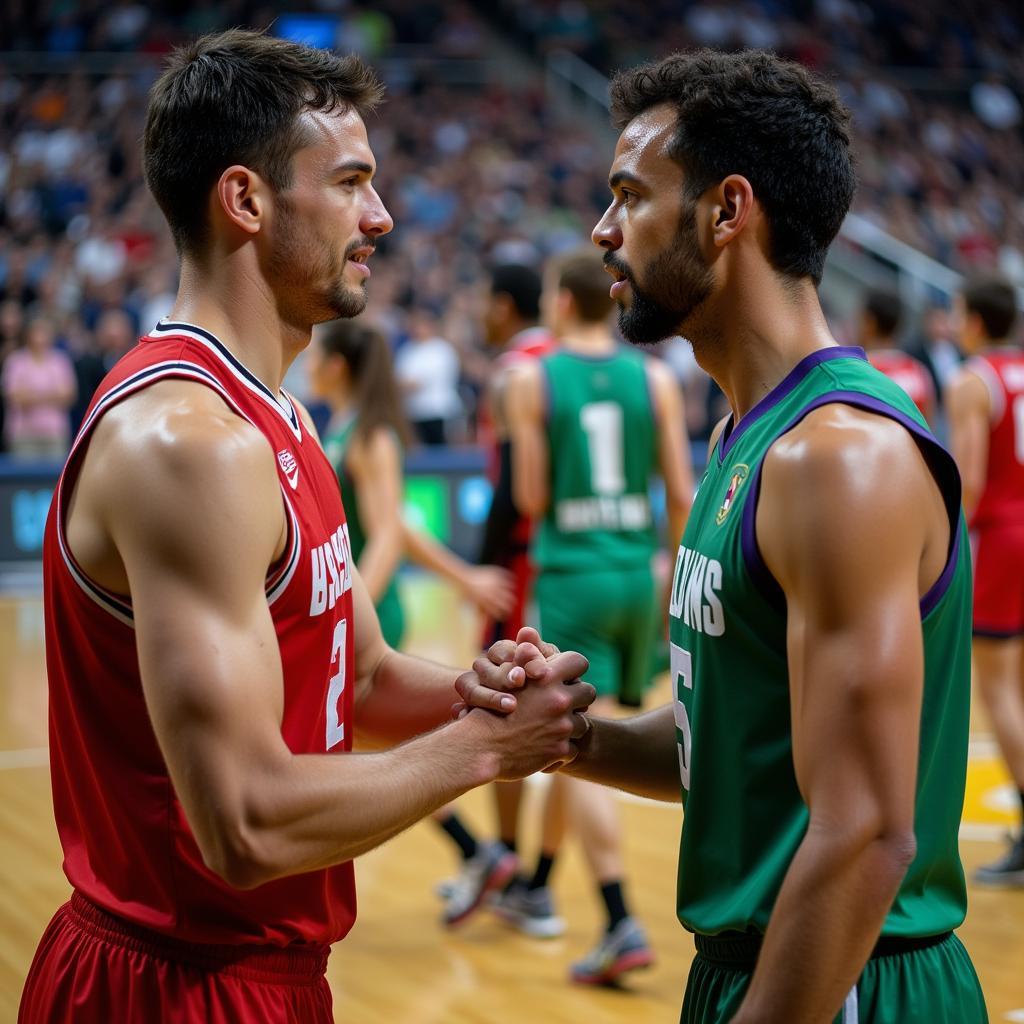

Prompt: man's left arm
[{"left": 732, "top": 407, "right": 944, "bottom": 1023}]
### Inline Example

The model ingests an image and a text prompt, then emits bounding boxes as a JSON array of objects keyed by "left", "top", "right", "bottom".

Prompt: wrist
[{"left": 450, "top": 711, "right": 501, "bottom": 786}]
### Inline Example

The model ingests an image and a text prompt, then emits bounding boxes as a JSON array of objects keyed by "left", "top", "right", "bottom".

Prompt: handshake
[{"left": 452, "top": 627, "right": 597, "bottom": 782}]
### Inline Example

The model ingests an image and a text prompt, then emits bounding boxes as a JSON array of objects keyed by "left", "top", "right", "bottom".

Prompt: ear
[
  {"left": 709, "top": 174, "right": 755, "bottom": 249},
  {"left": 215, "top": 165, "right": 265, "bottom": 237}
]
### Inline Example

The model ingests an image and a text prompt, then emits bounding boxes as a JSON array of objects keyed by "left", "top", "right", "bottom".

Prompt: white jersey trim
[
  {"left": 843, "top": 983, "right": 859, "bottom": 1023},
  {"left": 151, "top": 320, "right": 303, "bottom": 441},
  {"left": 58, "top": 359, "right": 303, "bottom": 626}
]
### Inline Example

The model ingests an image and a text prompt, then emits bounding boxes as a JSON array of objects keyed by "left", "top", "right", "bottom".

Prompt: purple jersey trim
[
  {"left": 739, "top": 390, "right": 963, "bottom": 619},
  {"left": 719, "top": 346, "right": 867, "bottom": 464}
]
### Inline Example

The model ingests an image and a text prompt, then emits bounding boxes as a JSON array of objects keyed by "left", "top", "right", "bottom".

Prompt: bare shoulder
[
  {"left": 91, "top": 380, "right": 283, "bottom": 547},
  {"left": 946, "top": 364, "right": 990, "bottom": 409},
  {"left": 505, "top": 359, "right": 544, "bottom": 413},
  {"left": 760, "top": 404, "right": 945, "bottom": 577},
  {"left": 349, "top": 423, "right": 401, "bottom": 477}
]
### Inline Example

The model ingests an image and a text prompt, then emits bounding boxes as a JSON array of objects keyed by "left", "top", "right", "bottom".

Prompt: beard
[
  {"left": 269, "top": 197, "right": 369, "bottom": 322},
  {"left": 606, "top": 199, "right": 714, "bottom": 346}
]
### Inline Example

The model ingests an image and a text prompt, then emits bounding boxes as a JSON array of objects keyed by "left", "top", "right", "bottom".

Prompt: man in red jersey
[
  {"left": 20, "top": 31, "right": 593, "bottom": 1024},
  {"left": 858, "top": 288, "right": 936, "bottom": 423},
  {"left": 947, "top": 274, "right": 1024, "bottom": 886}
]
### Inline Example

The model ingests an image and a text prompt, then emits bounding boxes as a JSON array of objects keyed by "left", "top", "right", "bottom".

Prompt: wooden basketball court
[{"left": 1, "top": 578, "right": 1022, "bottom": 1021}]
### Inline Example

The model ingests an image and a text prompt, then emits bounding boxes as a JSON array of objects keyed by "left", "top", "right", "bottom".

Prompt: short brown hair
[
  {"left": 144, "top": 29, "right": 384, "bottom": 255},
  {"left": 554, "top": 248, "right": 615, "bottom": 324},
  {"left": 963, "top": 274, "right": 1018, "bottom": 341}
]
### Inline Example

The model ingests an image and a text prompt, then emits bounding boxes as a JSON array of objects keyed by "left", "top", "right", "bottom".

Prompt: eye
[
  {"left": 619, "top": 188, "right": 638, "bottom": 206},
  {"left": 339, "top": 177, "right": 360, "bottom": 190}
]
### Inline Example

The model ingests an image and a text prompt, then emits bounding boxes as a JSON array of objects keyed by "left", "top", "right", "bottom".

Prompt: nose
[
  {"left": 592, "top": 205, "right": 622, "bottom": 251},
  {"left": 361, "top": 188, "right": 394, "bottom": 238}
]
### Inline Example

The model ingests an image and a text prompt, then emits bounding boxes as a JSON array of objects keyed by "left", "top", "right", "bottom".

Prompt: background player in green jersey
[
  {"left": 468, "top": 49, "right": 987, "bottom": 1022},
  {"left": 506, "top": 248, "right": 692, "bottom": 983}
]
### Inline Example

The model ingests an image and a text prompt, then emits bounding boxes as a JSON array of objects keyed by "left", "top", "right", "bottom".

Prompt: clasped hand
[{"left": 453, "top": 627, "right": 595, "bottom": 775}]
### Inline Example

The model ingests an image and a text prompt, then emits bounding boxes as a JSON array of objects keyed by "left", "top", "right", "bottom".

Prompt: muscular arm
[
  {"left": 946, "top": 368, "right": 990, "bottom": 521},
  {"left": 506, "top": 362, "right": 548, "bottom": 519},
  {"left": 348, "top": 428, "right": 405, "bottom": 603},
  {"left": 648, "top": 359, "right": 693, "bottom": 546},
  {"left": 731, "top": 407, "right": 947, "bottom": 1024},
  {"left": 94, "top": 384, "right": 588, "bottom": 891}
]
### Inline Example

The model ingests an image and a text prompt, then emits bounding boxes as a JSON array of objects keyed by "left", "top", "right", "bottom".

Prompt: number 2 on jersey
[
  {"left": 671, "top": 643, "right": 693, "bottom": 791},
  {"left": 326, "top": 618, "right": 348, "bottom": 750},
  {"left": 580, "top": 401, "right": 625, "bottom": 496}
]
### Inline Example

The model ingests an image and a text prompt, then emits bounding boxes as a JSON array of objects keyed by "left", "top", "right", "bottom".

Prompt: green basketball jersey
[
  {"left": 669, "top": 346, "right": 972, "bottom": 939},
  {"left": 322, "top": 417, "right": 403, "bottom": 632},
  {"left": 533, "top": 347, "right": 659, "bottom": 572}
]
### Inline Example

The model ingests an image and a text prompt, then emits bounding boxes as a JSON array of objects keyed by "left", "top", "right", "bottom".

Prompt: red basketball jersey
[
  {"left": 43, "top": 320, "right": 357, "bottom": 947},
  {"left": 867, "top": 348, "right": 935, "bottom": 421},
  {"left": 968, "top": 346, "right": 1024, "bottom": 529}
]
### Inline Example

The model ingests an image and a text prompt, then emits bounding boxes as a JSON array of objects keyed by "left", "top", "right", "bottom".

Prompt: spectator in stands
[
  {"left": 394, "top": 308, "right": 464, "bottom": 446},
  {"left": 70, "top": 308, "right": 135, "bottom": 431},
  {"left": 858, "top": 289, "right": 936, "bottom": 422},
  {"left": 1, "top": 314, "right": 76, "bottom": 460}
]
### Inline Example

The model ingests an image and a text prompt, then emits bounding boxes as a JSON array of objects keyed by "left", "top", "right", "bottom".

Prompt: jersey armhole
[
  {"left": 57, "top": 360, "right": 299, "bottom": 625},
  {"left": 740, "top": 391, "right": 963, "bottom": 619}
]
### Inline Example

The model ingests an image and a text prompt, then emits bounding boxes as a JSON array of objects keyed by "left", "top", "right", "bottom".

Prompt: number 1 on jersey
[
  {"left": 671, "top": 643, "right": 693, "bottom": 791},
  {"left": 326, "top": 618, "right": 348, "bottom": 750},
  {"left": 580, "top": 401, "right": 625, "bottom": 496}
]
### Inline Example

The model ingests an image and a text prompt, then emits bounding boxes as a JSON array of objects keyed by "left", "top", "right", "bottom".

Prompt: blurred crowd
[{"left": 1, "top": 0, "right": 1021, "bottom": 459}]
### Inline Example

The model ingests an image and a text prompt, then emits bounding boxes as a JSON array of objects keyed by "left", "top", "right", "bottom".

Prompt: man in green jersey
[
  {"left": 506, "top": 248, "right": 692, "bottom": 982},
  {"left": 466, "top": 49, "right": 986, "bottom": 1022}
]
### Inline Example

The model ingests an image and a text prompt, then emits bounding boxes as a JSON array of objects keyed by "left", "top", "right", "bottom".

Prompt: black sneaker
[{"left": 973, "top": 835, "right": 1024, "bottom": 887}]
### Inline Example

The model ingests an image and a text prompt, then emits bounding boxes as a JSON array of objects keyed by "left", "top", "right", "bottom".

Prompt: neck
[
  {"left": 559, "top": 322, "right": 616, "bottom": 354},
  {"left": 326, "top": 383, "right": 356, "bottom": 418},
  {"left": 689, "top": 267, "right": 835, "bottom": 422},
  {"left": 168, "top": 254, "right": 311, "bottom": 393}
]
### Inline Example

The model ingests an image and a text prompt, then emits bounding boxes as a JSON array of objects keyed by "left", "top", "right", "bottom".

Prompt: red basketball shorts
[
  {"left": 19, "top": 892, "right": 333, "bottom": 1023},
  {"left": 972, "top": 520, "right": 1024, "bottom": 638}
]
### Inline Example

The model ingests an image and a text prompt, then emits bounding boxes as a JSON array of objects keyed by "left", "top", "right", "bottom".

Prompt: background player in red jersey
[
  {"left": 20, "top": 31, "right": 593, "bottom": 1024},
  {"left": 858, "top": 288, "right": 936, "bottom": 424},
  {"left": 947, "top": 274, "right": 1024, "bottom": 885}
]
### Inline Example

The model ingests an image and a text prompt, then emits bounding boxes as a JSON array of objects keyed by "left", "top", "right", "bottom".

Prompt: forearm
[
  {"left": 404, "top": 524, "right": 470, "bottom": 589},
  {"left": 561, "top": 705, "right": 682, "bottom": 802},
  {"left": 358, "top": 529, "right": 403, "bottom": 604},
  {"left": 732, "top": 825, "right": 914, "bottom": 1023},
  {"left": 356, "top": 648, "right": 470, "bottom": 744},
  {"left": 235, "top": 714, "right": 499, "bottom": 886}
]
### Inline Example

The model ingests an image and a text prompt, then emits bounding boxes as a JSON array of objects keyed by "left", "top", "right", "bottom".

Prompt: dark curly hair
[
  {"left": 145, "top": 29, "right": 384, "bottom": 256},
  {"left": 610, "top": 49, "right": 855, "bottom": 285}
]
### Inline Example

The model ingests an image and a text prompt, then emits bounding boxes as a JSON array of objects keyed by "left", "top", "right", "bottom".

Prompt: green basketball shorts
[
  {"left": 681, "top": 930, "right": 987, "bottom": 1023},
  {"left": 535, "top": 564, "right": 659, "bottom": 706}
]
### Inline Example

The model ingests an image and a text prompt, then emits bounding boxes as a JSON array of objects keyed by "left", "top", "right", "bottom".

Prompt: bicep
[
  {"left": 760, "top": 422, "right": 927, "bottom": 836},
  {"left": 106, "top": 419, "right": 292, "bottom": 852}
]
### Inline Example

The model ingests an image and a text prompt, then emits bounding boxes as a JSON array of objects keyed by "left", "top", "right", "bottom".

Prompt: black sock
[
  {"left": 600, "top": 880, "right": 629, "bottom": 932},
  {"left": 499, "top": 836, "right": 518, "bottom": 857},
  {"left": 528, "top": 853, "right": 556, "bottom": 891},
  {"left": 438, "top": 813, "right": 478, "bottom": 861}
]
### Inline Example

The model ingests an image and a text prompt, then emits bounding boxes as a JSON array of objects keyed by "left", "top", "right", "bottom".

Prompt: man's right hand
[{"left": 456, "top": 644, "right": 593, "bottom": 779}]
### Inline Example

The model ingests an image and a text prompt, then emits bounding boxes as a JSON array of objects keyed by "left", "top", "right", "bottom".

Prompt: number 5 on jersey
[{"left": 671, "top": 643, "right": 693, "bottom": 791}]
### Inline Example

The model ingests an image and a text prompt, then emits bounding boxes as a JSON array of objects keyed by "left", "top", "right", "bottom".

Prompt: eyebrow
[
  {"left": 331, "top": 160, "right": 375, "bottom": 178},
  {"left": 609, "top": 170, "right": 644, "bottom": 191}
]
